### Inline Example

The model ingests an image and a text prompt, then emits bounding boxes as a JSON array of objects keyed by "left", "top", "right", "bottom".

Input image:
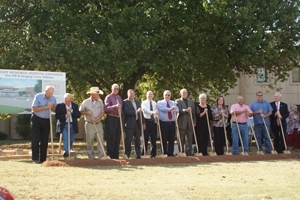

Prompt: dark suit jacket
[
  {"left": 270, "top": 101, "right": 289, "bottom": 132},
  {"left": 175, "top": 98, "right": 196, "bottom": 130},
  {"left": 55, "top": 102, "right": 81, "bottom": 133},
  {"left": 123, "top": 99, "right": 145, "bottom": 129}
]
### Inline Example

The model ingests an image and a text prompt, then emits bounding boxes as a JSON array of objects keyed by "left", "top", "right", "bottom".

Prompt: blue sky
[{"left": 0, "top": 78, "right": 39, "bottom": 88}]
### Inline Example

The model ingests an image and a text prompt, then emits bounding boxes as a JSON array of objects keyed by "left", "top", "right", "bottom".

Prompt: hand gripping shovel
[
  {"left": 175, "top": 110, "right": 186, "bottom": 157},
  {"left": 222, "top": 114, "right": 232, "bottom": 155},
  {"left": 139, "top": 112, "right": 150, "bottom": 158},
  {"left": 206, "top": 111, "right": 217, "bottom": 156},
  {"left": 279, "top": 119, "right": 291, "bottom": 154},
  {"left": 232, "top": 112, "right": 245, "bottom": 155},
  {"left": 118, "top": 108, "right": 128, "bottom": 159},
  {"left": 189, "top": 111, "right": 202, "bottom": 156},
  {"left": 93, "top": 122, "right": 110, "bottom": 159},
  {"left": 248, "top": 118, "right": 263, "bottom": 155},
  {"left": 261, "top": 117, "right": 277, "bottom": 154},
  {"left": 157, "top": 117, "right": 167, "bottom": 158}
]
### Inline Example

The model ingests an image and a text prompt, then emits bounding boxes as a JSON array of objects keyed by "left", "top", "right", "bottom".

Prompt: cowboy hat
[{"left": 87, "top": 87, "right": 104, "bottom": 95}]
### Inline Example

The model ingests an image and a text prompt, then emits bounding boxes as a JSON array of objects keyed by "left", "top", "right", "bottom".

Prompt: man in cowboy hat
[{"left": 79, "top": 87, "right": 105, "bottom": 159}]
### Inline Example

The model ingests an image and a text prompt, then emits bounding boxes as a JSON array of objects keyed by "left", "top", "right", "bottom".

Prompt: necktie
[
  {"left": 167, "top": 101, "right": 172, "bottom": 120},
  {"left": 276, "top": 102, "right": 280, "bottom": 126},
  {"left": 150, "top": 101, "right": 154, "bottom": 120},
  {"left": 131, "top": 100, "right": 138, "bottom": 120}
]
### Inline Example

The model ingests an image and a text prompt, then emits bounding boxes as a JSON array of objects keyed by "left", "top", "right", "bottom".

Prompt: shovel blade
[
  {"left": 194, "top": 153, "right": 203, "bottom": 156},
  {"left": 283, "top": 150, "right": 291, "bottom": 154}
]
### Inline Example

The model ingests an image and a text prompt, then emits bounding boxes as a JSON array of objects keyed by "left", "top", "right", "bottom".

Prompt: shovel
[
  {"left": 157, "top": 117, "right": 167, "bottom": 158},
  {"left": 189, "top": 111, "right": 202, "bottom": 156},
  {"left": 232, "top": 111, "right": 245, "bottom": 155},
  {"left": 48, "top": 108, "right": 56, "bottom": 160},
  {"left": 93, "top": 122, "right": 110, "bottom": 159},
  {"left": 222, "top": 114, "right": 232, "bottom": 155},
  {"left": 206, "top": 112, "right": 217, "bottom": 156},
  {"left": 279, "top": 119, "right": 291, "bottom": 154},
  {"left": 248, "top": 118, "right": 263, "bottom": 155},
  {"left": 261, "top": 117, "right": 277, "bottom": 154},
  {"left": 67, "top": 115, "right": 71, "bottom": 159},
  {"left": 118, "top": 108, "right": 128, "bottom": 159},
  {"left": 139, "top": 112, "right": 150, "bottom": 158},
  {"left": 58, "top": 133, "right": 62, "bottom": 154},
  {"left": 175, "top": 110, "right": 186, "bottom": 157}
]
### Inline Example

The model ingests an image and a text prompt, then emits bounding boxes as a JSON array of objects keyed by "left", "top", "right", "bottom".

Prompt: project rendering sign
[{"left": 0, "top": 69, "right": 66, "bottom": 114}]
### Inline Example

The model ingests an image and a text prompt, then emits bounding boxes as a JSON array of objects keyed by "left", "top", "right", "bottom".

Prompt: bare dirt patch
[{"left": 41, "top": 153, "right": 300, "bottom": 167}]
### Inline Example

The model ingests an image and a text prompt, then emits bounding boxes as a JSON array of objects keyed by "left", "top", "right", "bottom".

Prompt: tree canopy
[{"left": 0, "top": 0, "right": 299, "bottom": 102}]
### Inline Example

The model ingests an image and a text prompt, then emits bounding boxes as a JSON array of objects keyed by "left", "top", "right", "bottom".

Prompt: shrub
[
  {"left": 15, "top": 114, "right": 32, "bottom": 139},
  {"left": 0, "top": 131, "right": 8, "bottom": 140}
]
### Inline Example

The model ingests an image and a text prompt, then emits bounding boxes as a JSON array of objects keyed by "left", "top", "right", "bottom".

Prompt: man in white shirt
[{"left": 141, "top": 91, "right": 158, "bottom": 158}]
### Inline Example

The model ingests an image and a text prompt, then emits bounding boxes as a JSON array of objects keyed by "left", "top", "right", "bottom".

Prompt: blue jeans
[
  {"left": 62, "top": 124, "right": 75, "bottom": 154},
  {"left": 254, "top": 124, "right": 271, "bottom": 154},
  {"left": 231, "top": 123, "right": 248, "bottom": 155}
]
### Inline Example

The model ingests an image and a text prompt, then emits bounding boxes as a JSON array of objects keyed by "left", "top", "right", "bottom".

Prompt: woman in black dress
[{"left": 195, "top": 93, "right": 212, "bottom": 156}]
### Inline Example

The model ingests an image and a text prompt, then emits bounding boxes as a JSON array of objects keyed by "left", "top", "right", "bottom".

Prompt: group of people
[{"left": 31, "top": 85, "right": 299, "bottom": 163}]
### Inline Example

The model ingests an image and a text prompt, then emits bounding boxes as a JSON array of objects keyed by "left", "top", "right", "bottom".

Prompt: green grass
[
  {"left": 0, "top": 160, "right": 299, "bottom": 199},
  {"left": 0, "top": 105, "right": 25, "bottom": 114}
]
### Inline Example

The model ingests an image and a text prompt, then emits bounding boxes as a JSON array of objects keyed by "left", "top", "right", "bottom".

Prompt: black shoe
[
  {"left": 136, "top": 156, "right": 141, "bottom": 159},
  {"left": 63, "top": 152, "right": 68, "bottom": 158},
  {"left": 32, "top": 160, "right": 41, "bottom": 164}
]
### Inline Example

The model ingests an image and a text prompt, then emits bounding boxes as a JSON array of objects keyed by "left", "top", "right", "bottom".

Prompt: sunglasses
[
  {"left": 113, "top": 88, "right": 119, "bottom": 90},
  {"left": 257, "top": 95, "right": 263, "bottom": 96},
  {"left": 165, "top": 94, "right": 171, "bottom": 96}
]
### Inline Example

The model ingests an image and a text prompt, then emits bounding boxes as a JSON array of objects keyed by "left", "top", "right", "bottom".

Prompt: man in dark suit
[
  {"left": 123, "top": 89, "right": 145, "bottom": 159},
  {"left": 55, "top": 93, "right": 81, "bottom": 157},
  {"left": 270, "top": 92, "right": 289, "bottom": 154},
  {"left": 175, "top": 89, "right": 196, "bottom": 156}
]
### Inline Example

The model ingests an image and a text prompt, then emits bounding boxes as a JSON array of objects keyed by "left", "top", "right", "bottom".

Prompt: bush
[
  {"left": 0, "top": 131, "right": 8, "bottom": 140},
  {"left": 15, "top": 114, "right": 32, "bottom": 139}
]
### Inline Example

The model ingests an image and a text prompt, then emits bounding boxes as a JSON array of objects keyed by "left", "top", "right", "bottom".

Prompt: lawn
[{"left": 0, "top": 159, "right": 299, "bottom": 200}]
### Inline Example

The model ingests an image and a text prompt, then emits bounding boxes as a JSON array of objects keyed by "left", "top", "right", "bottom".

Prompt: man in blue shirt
[
  {"left": 157, "top": 90, "right": 179, "bottom": 156},
  {"left": 250, "top": 91, "right": 273, "bottom": 154},
  {"left": 31, "top": 85, "right": 57, "bottom": 163}
]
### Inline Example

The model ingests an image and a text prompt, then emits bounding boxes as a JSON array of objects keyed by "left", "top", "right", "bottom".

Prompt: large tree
[{"left": 0, "top": 0, "right": 299, "bottom": 102}]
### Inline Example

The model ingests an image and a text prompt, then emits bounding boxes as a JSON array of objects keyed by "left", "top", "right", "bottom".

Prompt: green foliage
[
  {"left": 0, "top": 114, "right": 11, "bottom": 120},
  {"left": 0, "top": 131, "right": 8, "bottom": 140},
  {"left": 14, "top": 115, "right": 32, "bottom": 140},
  {"left": 34, "top": 80, "right": 42, "bottom": 93},
  {"left": 0, "top": 0, "right": 299, "bottom": 102},
  {"left": 18, "top": 91, "right": 26, "bottom": 96}
]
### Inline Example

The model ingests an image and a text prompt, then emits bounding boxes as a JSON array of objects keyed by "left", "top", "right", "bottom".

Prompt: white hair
[
  {"left": 111, "top": 83, "right": 119, "bottom": 89},
  {"left": 64, "top": 93, "right": 72, "bottom": 99},
  {"left": 274, "top": 92, "right": 282, "bottom": 97},
  {"left": 45, "top": 85, "right": 55, "bottom": 91},
  {"left": 199, "top": 93, "right": 207, "bottom": 99}
]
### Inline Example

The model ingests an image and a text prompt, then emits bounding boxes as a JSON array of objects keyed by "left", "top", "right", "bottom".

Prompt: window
[
  {"left": 292, "top": 67, "right": 300, "bottom": 82},
  {"left": 256, "top": 67, "right": 267, "bottom": 83}
]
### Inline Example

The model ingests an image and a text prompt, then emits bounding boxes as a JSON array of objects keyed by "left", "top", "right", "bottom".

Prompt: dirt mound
[
  {"left": 42, "top": 160, "right": 70, "bottom": 167},
  {"left": 41, "top": 153, "right": 300, "bottom": 167}
]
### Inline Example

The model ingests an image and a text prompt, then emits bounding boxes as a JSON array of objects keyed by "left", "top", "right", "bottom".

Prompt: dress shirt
[
  {"left": 79, "top": 98, "right": 104, "bottom": 123},
  {"left": 157, "top": 100, "right": 179, "bottom": 121},
  {"left": 230, "top": 103, "right": 252, "bottom": 123},
  {"left": 31, "top": 92, "right": 57, "bottom": 119},
  {"left": 142, "top": 99, "right": 157, "bottom": 119},
  {"left": 250, "top": 99, "right": 273, "bottom": 125},
  {"left": 65, "top": 103, "right": 73, "bottom": 123},
  {"left": 104, "top": 93, "right": 123, "bottom": 116}
]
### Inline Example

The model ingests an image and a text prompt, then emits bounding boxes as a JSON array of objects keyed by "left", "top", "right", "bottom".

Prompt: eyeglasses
[
  {"left": 165, "top": 94, "right": 171, "bottom": 96},
  {"left": 257, "top": 95, "right": 263, "bottom": 96},
  {"left": 113, "top": 88, "right": 119, "bottom": 90}
]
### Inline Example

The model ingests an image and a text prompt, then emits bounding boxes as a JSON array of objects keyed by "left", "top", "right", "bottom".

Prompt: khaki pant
[{"left": 84, "top": 122, "right": 104, "bottom": 159}]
